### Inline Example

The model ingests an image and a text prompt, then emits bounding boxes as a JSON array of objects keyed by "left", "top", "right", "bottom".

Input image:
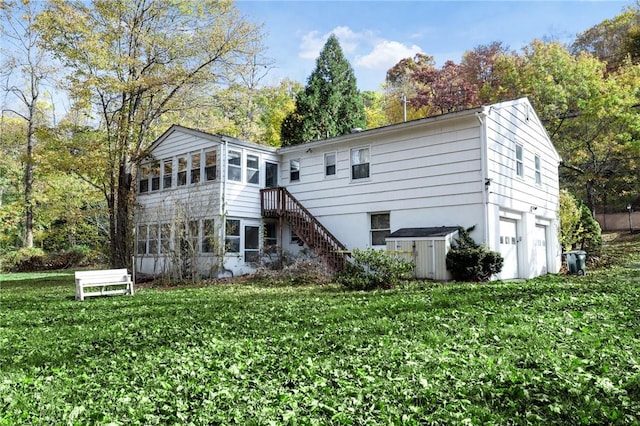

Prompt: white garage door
[
  {"left": 499, "top": 218, "right": 519, "bottom": 279},
  {"left": 534, "top": 225, "right": 548, "bottom": 276}
]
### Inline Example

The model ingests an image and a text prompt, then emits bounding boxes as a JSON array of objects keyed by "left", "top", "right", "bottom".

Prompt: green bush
[
  {"left": 1, "top": 245, "right": 101, "bottom": 272},
  {"left": 334, "top": 248, "right": 414, "bottom": 290},
  {"left": 446, "top": 227, "right": 503, "bottom": 282},
  {"left": 1, "top": 248, "right": 46, "bottom": 272}
]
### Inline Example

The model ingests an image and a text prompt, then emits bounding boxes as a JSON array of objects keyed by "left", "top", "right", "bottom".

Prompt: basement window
[{"left": 370, "top": 213, "right": 390, "bottom": 246}]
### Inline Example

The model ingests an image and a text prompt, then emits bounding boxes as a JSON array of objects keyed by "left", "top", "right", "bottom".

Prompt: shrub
[
  {"left": 1, "top": 248, "right": 46, "bottom": 272},
  {"left": 446, "top": 227, "right": 503, "bottom": 282},
  {"left": 334, "top": 248, "right": 414, "bottom": 290},
  {"left": 253, "top": 255, "right": 333, "bottom": 286}
]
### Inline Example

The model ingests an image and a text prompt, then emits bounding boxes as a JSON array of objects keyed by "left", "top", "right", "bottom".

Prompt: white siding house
[{"left": 135, "top": 98, "right": 561, "bottom": 280}]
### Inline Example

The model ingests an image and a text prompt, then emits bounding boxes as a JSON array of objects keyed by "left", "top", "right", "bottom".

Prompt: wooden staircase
[{"left": 261, "top": 187, "right": 349, "bottom": 271}]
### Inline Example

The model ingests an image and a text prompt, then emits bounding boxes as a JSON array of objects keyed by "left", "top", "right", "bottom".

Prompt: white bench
[{"left": 75, "top": 269, "right": 134, "bottom": 301}]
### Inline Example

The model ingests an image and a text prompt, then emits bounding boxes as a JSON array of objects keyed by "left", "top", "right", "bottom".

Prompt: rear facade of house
[{"left": 135, "top": 98, "right": 561, "bottom": 280}]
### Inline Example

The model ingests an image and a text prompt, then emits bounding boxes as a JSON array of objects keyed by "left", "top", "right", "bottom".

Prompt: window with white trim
[
  {"left": 202, "top": 219, "right": 216, "bottom": 253},
  {"left": 225, "top": 219, "right": 240, "bottom": 252},
  {"left": 290, "top": 159, "right": 300, "bottom": 182},
  {"left": 160, "top": 224, "right": 171, "bottom": 254},
  {"left": 177, "top": 156, "right": 187, "bottom": 186},
  {"left": 247, "top": 154, "right": 259, "bottom": 184},
  {"left": 190, "top": 153, "right": 201, "bottom": 184},
  {"left": 370, "top": 213, "right": 390, "bottom": 246},
  {"left": 162, "top": 159, "right": 173, "bottom": 189},
  {"left": 205, "top": 151, "right": 217, "bottom": 181},
  {"left": 150, "top": 161, "right": 160, "bottom": 191},
  {"left": 228, "top": 150, "right": 241, "bottom": 182},
  {"left": 534, "top": 155, "right": 542, "bottom": 185},
  {"left": 515, "top": 144, "right": 524, "bottom": 178},
  {"left": 324, "top": 152, "right": 336, "bottom": 176},
  {"left": 148, "top": 224, "right": 159, "bottom": 254},
  {"left": 139, "top": 165, "right": 150, "bottom": 193},
  {"left": 137, "top": 225, "right": 148, "bottom": 255},
  {"left": 351, "top": 147, "right": 370, "bottom": 180}
]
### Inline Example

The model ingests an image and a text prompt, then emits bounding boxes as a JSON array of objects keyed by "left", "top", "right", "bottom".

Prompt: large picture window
[
  {"left": 370, "top": 213, "right": 390, "bottom": 246},
  {"left": 228, "top": 151, "right": 241, "bottom": 182},
  {"left": 351, "top": 147, "right": 370, "bottom": 180}
]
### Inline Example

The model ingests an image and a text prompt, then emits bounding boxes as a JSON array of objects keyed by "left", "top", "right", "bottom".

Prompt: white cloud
[
  {"left": 355, "top": 41, "right": 423, "bottom": 70},
  {"left": 298, "top": 26, "right": 373, "bottom": 60},
  {"left": 298, "top": 26, "right": 423, "bottom": 76}
]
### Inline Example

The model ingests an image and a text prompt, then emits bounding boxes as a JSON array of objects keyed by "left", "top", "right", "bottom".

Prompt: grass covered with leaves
[{"left": 2, "top": 239, "right": 640, "bottom": 425}]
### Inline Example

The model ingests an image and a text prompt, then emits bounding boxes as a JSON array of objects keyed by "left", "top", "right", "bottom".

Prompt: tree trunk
[
  {"left": 110, "top": 161, "right": 133, "bottom": 268},
  {"left": 23, "top": 117, "right": 35, "bottom": 248}
]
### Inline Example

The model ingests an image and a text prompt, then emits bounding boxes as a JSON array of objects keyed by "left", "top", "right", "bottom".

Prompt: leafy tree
[
  {"left": 382, "top": 53, "right": 432, "bottom": 123},
  {"left": 1, "top": 0, "right": 54, "bottom": 248},
  {"left": 571, "top": 5, "right": 640, "bottom": 73},
  {"left": 280, "top": 34, "right": 365, "bottom": 146},
  {"left": 38, "top": 0, "right": 264, "bottom": 267},
  {"left": 362, "top": 91, "right": 388, "bottom": 129},
  {"left": 559, "top": 189, "right": 582, "bottom": 251}
]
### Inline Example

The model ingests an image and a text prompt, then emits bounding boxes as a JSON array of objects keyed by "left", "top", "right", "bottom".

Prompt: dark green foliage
[
  {"left": 334, "top": 248, "right": 414, "bottom": 290},
  {"left": 280, "top": 34, "right": 366, "bottom": 146},
  {"left": 1, "top": 246, "right": 101, "bottom": 272},
  {"left": 577, "top": 204, "right": 603, "bottom": 254},
  {"left": 446, "top": 226, "right": 503, "bottom": 281}
]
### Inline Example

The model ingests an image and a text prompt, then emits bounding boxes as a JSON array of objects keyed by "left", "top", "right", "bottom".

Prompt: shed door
[
  {"left": 534, "top": 225, "right": 548, "bottom": 276},
  {"left": 499, "top": 218, "right": 519, "bottom": 279}
]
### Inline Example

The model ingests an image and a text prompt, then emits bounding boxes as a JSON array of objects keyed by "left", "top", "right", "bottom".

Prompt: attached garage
[{"left": 385, "top": 227, "right": 459, "bottom": 281}]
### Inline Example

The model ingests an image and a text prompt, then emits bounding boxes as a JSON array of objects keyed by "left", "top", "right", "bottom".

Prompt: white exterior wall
[
  {"left": 135, "top": 126, "right": 278, "bottom": 277},
  {"left": 279, "top": 114, "right": 487, "bottom": 252},
  {"left": 482, "top": 99, "right": 562, "bottom": 278}
]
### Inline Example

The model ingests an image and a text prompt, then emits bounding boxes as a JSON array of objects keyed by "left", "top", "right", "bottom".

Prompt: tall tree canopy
[
  {"left": 280, "top": 34, "right": 365, "bottom": 146},
  {"left": 37, "top": 0, "right": 264, "bottom": 267}
]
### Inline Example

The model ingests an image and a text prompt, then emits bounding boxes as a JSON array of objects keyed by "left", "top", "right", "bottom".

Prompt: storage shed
[{"left": 386, "top": 227, "right": 459, "bottom": 281}]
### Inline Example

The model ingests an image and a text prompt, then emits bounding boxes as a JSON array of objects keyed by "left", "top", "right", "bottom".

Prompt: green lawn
[{"left": 1, "top": 243, "right": 640, "bottom": 425}]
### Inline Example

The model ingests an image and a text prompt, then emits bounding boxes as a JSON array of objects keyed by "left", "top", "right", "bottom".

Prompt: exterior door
[
  {"left": 244, "top": 225, "right": 260, "bottom": 263},
  {"left": 265, "top": 162, "right": 278, "bottom": 188},
  {"left": 534, "top": 225, "right": 548, "bottom": 276},
  {"left": 499, "top": 218, "right": 519, "bottom": 279}
]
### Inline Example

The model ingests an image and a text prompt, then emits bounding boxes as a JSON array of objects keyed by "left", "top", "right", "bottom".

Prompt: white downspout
[{"left": 476, "top": 109, "right": 491, "bottom": 247}]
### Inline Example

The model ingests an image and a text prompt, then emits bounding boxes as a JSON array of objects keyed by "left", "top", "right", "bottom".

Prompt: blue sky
[{"left": 236, "top": 0, "right": 632, "bottom": 91}]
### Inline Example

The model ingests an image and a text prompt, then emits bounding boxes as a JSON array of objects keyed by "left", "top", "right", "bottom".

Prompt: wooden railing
[{"left": 261, "top": 187, "right": 349, "bottom": 271}]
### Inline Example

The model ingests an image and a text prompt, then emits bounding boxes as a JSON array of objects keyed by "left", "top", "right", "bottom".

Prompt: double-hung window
[
  {"left": 163, "top": 159, "right": 173, "bottom": 189},
  {"left": 177, "top": 156, "right": 187, "bottom": 186},
  {"left": 228, "top": 151, "right": 241, "bottom": 182},
  {"left": 225, "top": 219, "right": 240, "bottom": 252},
  {"left": 139, "top": 165, "right": 150, "bottom": 193},
  {"left": 370, "top": 213, "right": 390, "bottom": 246},
  {"left": 325, "top": 152, "right": 336, "bottom": 176},
  {"left": 191, "top": 153, "right": 201, "bottom": 184},
  {"left": 247, "top": 154, "right": 259, "bottom": 184},
  {"left": 150, "top": 161, "right": 160, "bottom": 191},
  {"left": 205, "top": 151, "right": 217, "bottom": 181},
  {"left": 351, "top": 147, "right": 370, "bottom": 180},
  {"left": 290, "top": 159, "right": 300, "bottom": 182},
  {"left": 137, "top": 225, "right": 148, "bottom": 255},
  {"left": 202, "top": 219, "right": 215, "bottom": 253},
  {"left": 534, "top": 155, "right": 542, "bottom": 185},
  {"left": 515, "top": 144, "right": 524, "bottom": 178}
]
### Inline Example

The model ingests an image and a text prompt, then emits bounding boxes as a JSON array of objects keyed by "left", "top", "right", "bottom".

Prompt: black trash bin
[{"left": 565, "top": 250, "right": 587, "bottom": 275}]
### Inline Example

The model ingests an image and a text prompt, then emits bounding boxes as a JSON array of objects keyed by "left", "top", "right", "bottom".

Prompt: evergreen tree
[{"left": 281, "top": 34, "right": 366, "bottom": 146}]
